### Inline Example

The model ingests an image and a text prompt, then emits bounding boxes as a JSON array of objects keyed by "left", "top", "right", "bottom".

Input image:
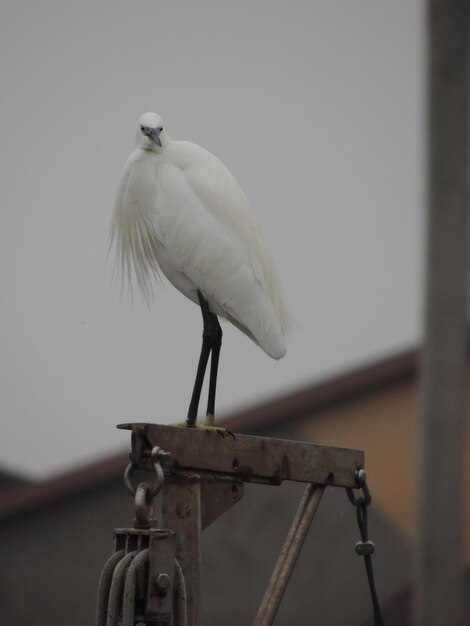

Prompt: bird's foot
[
  {"left": 200, "top": 414, "right": 236, "bottom": 439},
  {"left": 172, "top": 415, "right": 235, "bottom": 439}
]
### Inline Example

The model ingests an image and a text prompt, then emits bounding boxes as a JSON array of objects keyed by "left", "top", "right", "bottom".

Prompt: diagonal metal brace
[{"left": 253, "top": 483, "right": 325, "bottom": 626}]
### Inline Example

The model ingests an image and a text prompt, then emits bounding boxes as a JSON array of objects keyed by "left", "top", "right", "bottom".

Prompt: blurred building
[{"left": 0, "top": 349, "right": 440, "bottom": 625}]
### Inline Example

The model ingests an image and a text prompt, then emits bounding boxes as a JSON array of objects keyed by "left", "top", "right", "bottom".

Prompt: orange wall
[
  {"left": 300, "top": 383, "right": 419, "bottom": 542},
  {"left": 300, "top": 377, "right": 470, "bottom": 562}
]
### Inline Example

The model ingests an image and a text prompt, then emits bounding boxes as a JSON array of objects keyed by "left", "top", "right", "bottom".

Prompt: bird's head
[{"left": 137, "top": 112, "right": 164, "bottom": 150}]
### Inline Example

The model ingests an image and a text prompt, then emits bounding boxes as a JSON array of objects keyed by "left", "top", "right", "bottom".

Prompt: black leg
[
  {"left": 186, "top": 291, "right": 222, "bottom": 427},
  {"left": 206, "top": 316, "right": 222, "bottom": 420},
  {"left": 186, "top": 331, "right": 212, "bottom": 426}
]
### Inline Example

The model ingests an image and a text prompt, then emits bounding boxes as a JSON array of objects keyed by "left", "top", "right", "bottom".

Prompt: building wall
[
  {"left": 300, "top": 374, "right": 470, "bottom": 565},
  {"left": 0, "top": 481, "right": 130, "bottom": 626},
  {"left": 300, "top": 381, "right": 418, "bottom": 542}
]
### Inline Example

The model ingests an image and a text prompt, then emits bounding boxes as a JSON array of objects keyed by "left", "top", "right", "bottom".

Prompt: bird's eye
[{"left": 140, "top": 125, "right": 145, "bottom": 132}]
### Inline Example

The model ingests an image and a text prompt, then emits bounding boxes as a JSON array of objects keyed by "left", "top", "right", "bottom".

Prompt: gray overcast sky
[{"left": 0, "top": 1, "right": 424, "bottom": 478}]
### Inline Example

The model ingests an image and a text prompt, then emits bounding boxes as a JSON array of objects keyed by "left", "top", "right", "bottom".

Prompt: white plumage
[{"left": 111, "top": 112, "right": 289, "bottom": 361}]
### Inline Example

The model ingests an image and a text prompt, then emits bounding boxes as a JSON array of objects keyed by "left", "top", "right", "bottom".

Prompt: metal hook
[
  {"left": 124, "top": 446, "right": 167, "bottom": 498},
  {"left": 134, "top": 482, "right": 155, "bottom": 528},
  {"left": 346, "top": 469, "right": 371, "bottom": 507}
]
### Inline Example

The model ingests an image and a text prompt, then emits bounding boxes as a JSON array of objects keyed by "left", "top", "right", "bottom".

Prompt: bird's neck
[{"left": 160, "top": 130, "right": 172, "bottom": 148}]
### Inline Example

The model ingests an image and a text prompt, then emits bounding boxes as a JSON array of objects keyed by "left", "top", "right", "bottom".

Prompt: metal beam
[
  {"left": 162, "top": 479, "right": 202, "bottom": 626},
  {"left": 119, "top": 422, "right": 364, "bottom": 488}
]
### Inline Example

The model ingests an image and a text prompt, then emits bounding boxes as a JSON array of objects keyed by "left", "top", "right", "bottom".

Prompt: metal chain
[{"left": 346, "top": 470, "right": 385, "bottom": 626}]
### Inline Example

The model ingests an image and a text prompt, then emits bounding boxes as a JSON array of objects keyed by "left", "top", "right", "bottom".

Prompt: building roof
[
  {"left": 223, "top": 348, "right": 417, "bottom": 432},
  {"left": 0, "top": 348, "right": 418, "bottom": 522}
]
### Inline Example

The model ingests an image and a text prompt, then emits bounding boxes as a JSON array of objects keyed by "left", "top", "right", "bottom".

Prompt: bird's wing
[
  {"left": 153, "top": 141, "right": 288, "bottom": 358},
  {"left": 111, "top": 151, "right": 162, "bottom": 303},
  {"left": 168, "top": 142, "right": 286, "bottom": 305}
]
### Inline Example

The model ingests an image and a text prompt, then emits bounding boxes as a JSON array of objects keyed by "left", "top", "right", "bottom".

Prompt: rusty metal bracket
[
  {"left": 201, "top": 474, "right": 244, "bottom": 529},
  {"left": 119, "top": 422, "right": 363, "bottom": 488},
  {"left": 108, "top": 423, "right": 365, "bottom": 626}
]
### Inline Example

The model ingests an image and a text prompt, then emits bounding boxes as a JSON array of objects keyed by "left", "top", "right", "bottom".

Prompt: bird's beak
[{"left": 147, "top": 128, "right": 162, "bottom": 147}]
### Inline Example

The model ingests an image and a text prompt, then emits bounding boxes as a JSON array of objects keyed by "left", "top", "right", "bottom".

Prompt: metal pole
[
  {"left": 253, "top": 483, "right": 325, "bottom": 626},
  {"left": 414, "top": 2, "right": 470, "bottom": 625},
  {"left": 162, "top": 478, "right": 202, "bottom": 626}
]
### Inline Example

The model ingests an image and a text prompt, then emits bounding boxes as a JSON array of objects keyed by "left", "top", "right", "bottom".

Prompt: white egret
[{"left": 111, "top": 112, "right": 289, "bottom": 429}]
